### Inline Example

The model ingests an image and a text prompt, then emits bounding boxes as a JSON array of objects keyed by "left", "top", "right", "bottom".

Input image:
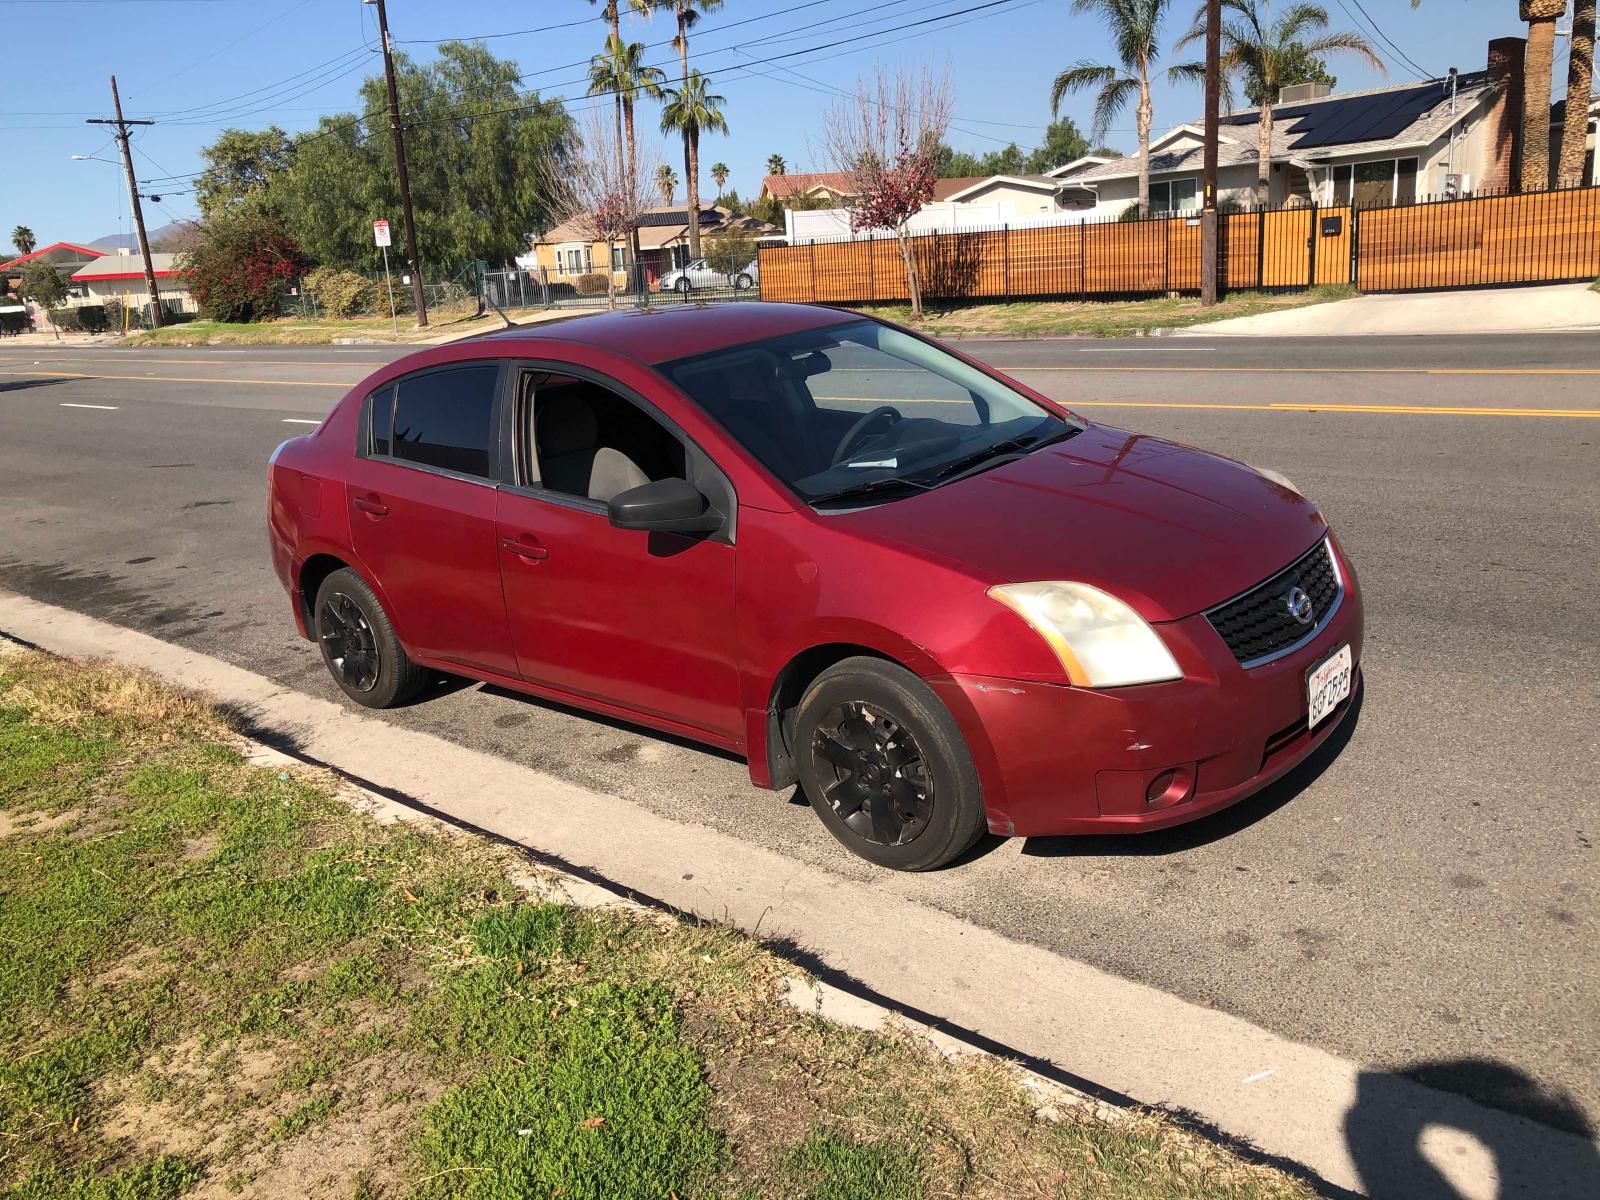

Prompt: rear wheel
[
  {"left": 794, "top": 657, "right": 986, "bottom": 871},
  {"left": 313, "top": 568, "right": 428, "bottom": 708},
  {"left": 734, "top": 273, "right": 754, "bottom": 291}
]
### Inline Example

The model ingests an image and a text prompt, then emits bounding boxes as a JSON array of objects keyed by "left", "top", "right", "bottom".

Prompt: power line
[
  {"left": 1333, "top": 0, "right": 1436, "bottom": 82},
  {"left": 129, "top": 0, "right": 322, "bottom": 98}
]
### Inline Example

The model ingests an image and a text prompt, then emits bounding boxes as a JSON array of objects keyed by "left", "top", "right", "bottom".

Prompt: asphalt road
[{"left": 2, "top": 331, "right": 1596, "bottom": 1140}]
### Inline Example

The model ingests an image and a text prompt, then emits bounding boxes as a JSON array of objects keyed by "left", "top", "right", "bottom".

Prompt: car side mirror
[{"left": 607, "top": 477, "right": 721, "bottom": 535}]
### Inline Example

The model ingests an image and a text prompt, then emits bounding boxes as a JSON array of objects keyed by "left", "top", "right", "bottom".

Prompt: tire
[
  {"left": 794, "top": 657, "right": 986, "bottom": 871},
  {"left": 734, "top": 273, "right": 754, "bottom": 291},
  {"left": 312, "top": 568, "right": 428, "bottom": 709},
  {"left": 675, "top": 277, "right": 692, "bottom": 294}
]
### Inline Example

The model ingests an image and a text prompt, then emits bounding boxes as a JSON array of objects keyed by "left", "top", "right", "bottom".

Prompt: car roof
[{"left": 476, "top": 301, "right": 859, "bottom": 366}]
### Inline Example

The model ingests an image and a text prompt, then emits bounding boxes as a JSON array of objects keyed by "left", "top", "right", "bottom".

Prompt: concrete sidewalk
[{"left": 1183, "top": 281, "right": 1600, "bottom": 337}]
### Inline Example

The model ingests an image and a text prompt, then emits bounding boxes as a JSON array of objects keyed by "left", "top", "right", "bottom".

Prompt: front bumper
[{"left": 940, "top": 551, "right": 1365, "bottom": 838}]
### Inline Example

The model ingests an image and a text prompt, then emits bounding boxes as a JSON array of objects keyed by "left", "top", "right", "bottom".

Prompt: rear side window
[
  {"left": 368, "top": 386, "right": 394, "bottom": 457},
  {"left": 389, "top": 365, "right": 500, "bottom": 478}
]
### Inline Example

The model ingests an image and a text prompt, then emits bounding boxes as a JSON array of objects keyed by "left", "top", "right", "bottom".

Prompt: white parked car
[{"left": 660, "top": 257, "right": 759, "bottom": 293}]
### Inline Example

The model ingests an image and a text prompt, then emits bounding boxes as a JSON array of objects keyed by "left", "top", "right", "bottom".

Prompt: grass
[
  {"left": 0, "top": 646, "right": 1317, "bottom": 1199},
  {"left": 114, "top": 307, "right": 530, "bottom": 348},
  {"left": 851, "top": 285, "right": 1359, "bottom": 337}
]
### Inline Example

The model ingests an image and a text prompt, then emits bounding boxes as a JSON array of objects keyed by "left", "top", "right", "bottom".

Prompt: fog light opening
[{"left": 1144, "top": 765, "right": 1195, "bottom": 810}]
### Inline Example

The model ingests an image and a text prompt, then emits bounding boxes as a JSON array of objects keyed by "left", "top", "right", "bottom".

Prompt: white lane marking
[
  {"left": 1075, "top": 346, "right": 1216, "bottom": 352},
  {"left": 281, "top": 418, "right": 322, "bottom": 425},
  {"left": 59, "top": 403, "right": 120, "bottom": 411},
  {"left": 1241, "top": 1069, "right": 1276, "bottom": 1085}
]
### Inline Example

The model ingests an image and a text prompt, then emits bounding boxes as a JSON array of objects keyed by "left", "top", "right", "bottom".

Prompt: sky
[{"left": 0, "top": 0, "right": 1568, "bottom": 252}]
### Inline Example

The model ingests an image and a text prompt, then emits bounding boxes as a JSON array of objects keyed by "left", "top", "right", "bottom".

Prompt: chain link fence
[{"left": 483, "top": 258, "right": 761, "bottom": 314}]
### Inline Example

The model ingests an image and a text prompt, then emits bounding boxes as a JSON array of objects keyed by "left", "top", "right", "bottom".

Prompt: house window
[
  {"left": 611, "top": 245, "right": 624, "bottom": 272},
  {"left": 1334, "top": 158, "right": 1420, "bottom": 208},
  {"left": 1147, "top": 178, "right": 1199, "bottom": 215}
]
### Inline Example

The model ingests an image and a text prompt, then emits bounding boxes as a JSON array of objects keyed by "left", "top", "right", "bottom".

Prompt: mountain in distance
[{"left": 89, "top": 221, "right": 199, "bottom": 253}]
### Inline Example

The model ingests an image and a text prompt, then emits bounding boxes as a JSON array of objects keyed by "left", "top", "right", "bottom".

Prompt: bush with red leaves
[{"left": 180, "top": 209, "right": 307, "bottom": 323}]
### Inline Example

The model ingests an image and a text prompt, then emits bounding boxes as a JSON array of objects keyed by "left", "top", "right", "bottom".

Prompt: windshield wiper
[
  {"left": 924, "top": 423, "right": 1082, "bottom": 485},
  {"left": 808, "top": 475, "right": 934, "bottom": 507}
]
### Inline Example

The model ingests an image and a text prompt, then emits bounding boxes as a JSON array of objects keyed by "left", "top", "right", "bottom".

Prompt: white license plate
[{"left": 1306, "top": 644, "right": 1353, "bottom": 730}]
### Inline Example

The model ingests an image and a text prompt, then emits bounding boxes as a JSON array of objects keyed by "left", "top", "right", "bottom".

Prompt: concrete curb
[{"left": 3, "top": 590, "right": 1597, "bottom": 1200}]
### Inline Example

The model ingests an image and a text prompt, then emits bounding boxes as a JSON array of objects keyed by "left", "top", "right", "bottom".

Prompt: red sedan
[{"left": 268, "top": 302, "right": 1361, "bottom": 870}]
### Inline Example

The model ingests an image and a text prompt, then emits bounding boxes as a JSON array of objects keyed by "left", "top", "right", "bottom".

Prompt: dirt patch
[
  {"left": 186, "top": 1052, "right": 445, "bottom": 1199},
  {"left": 181, "top": 832, "right": 220, "bottom": 860},
  {"left": 0, "top": 807, "right": 81, "bottom": 838}
]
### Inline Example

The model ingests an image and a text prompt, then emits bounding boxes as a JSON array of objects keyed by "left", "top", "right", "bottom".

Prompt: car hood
[{"left": 832, "top": 424, "right": 1329, "bottom": 623}]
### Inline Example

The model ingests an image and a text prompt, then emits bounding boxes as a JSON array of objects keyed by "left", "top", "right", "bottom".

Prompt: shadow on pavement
[
  {"left": 1344, "top": 1059, "right": 1600, "bottom": 1199},
  {"left": 1018, "top": 682, "right": 1364, "bottom": 859},
  {"left": 0, "top": 377, "right": 72, "bottom": 393}
]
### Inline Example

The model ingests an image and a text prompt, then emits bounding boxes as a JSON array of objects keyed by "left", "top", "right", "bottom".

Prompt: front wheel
[
  {"left": 794, "top": 657, "right": 987, "bottom": 870},
  {"left": 675, "top": 277, "right": 692, "bottom": 294},
  {"left": 734, "top": 273, "right": 754, "bottom": 291},
  {"left": 313, "top": 568, "right": 428, "bottom": 708}
]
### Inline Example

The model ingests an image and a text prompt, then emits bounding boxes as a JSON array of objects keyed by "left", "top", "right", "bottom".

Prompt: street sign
[{"left": 373, "top": 219, "right": 391, "bottom": 248}]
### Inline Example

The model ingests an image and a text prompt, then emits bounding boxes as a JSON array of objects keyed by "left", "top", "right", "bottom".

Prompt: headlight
[{"left": 988, "top": 581, "right": 1182, "bottom": 688}]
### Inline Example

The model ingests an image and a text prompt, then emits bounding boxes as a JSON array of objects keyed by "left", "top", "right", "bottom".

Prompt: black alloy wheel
[
  {"left": 312, "top": 567, "right": 428, "bottom": 709},
  {"left": 810, "top": 701, "right": 934, "bottom": 847},
  {"left": 317, "top": 591, "right": 379, "bottom": 693},
  {"left": 793, "top": 656, "right": 986, "bottom": 870}
]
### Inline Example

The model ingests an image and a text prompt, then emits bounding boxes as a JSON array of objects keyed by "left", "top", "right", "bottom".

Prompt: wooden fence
[{"left": 757, "top": 184, "right": 1600, "bottom": 304}]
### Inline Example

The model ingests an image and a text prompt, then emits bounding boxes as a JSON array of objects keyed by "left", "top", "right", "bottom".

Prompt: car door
[
  {"left": 493, "top": 365, "right": 743, "bottom": 743},
  {"left": 343, "top": 361, "right": 519, "bottom": 678}
]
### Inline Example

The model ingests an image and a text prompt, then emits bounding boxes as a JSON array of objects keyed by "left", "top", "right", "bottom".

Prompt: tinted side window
[
  {"left": 368, "top": 385, "right": 394, "bottom": 457},
  {"left": 391, "top": 365, "right": 499, "bottom": 478}
]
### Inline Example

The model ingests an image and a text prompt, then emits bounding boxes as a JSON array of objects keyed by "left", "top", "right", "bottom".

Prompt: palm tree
[
  {"left": 767, "top": 153, "right": 787, "bottom": 175},
  {"left": 668, "top": 0, "right": 725, "bottom": 258},
  {"left": 656, "top": 163, "right": 678, "bottom": 206},
  {"left": 589, "top": 33, "right": 667, "bottom": 184},
  {"left": 1520, "top": 0, "right": 1567, "bottom": 190},
  {"left": 1181, "top": 2, "right": 1383, "bottom": 206},
  {"left": 1051, "top": 1, "right": 1202, "bottom": 217},
  {"left": 661, "top": 70, "right": 729, "bottom": 258},
  {"left": 11, "top": 226, "right": 35, "bottom": 256},
  {"left": 1558, "top": 0, "right": 1597, "bottom": 188},
  {"left": 710, "top": 161, "right": 729, "bottom": 194}
]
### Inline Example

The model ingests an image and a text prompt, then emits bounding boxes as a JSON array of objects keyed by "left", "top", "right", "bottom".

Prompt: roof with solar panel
[{"left": 1051, "top": 72, "right": 1493, "bottom": 184}]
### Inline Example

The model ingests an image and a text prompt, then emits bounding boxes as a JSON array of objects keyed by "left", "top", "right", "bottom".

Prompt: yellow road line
[
  {"left": 811, "top": 394, "right": 1600, "bottom": 417},
  {"left": 0, "top": 356, "right": 374, "bottom": 368},
  {"left": 1070, "top": 400, "right": 1600, "bottom": 417},
  {"left": 0, "top": 370, "right": 348, "bottom": 389},
  {"left": 1002, "top": 365, "right": 1600, "bottom": 375}
]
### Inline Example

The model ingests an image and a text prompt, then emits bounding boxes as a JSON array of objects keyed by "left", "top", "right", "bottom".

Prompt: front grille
[{"left": 1206, "top": 539, "right": 1341, "bottom": 666}]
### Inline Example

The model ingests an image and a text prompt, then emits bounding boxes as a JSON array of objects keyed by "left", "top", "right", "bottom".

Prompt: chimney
[
  {"left": 1279, "top": 82, "right": 1331, "bottom": 105},
  {"left": 1482, "top": 36, "right": 1526, "bottom": 193}
]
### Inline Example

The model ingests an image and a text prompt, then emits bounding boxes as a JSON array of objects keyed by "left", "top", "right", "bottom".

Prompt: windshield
[{"left": 658, "top": 320, "right": 1078, "bottom": 506}]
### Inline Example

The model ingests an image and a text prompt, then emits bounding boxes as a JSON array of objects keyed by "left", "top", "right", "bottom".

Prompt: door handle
[
  {"left": 500, "top": 536, "right": 549, "bottom": 561},
  {"left": 352, "top": 495, "right": 388, "bottom": 517}
]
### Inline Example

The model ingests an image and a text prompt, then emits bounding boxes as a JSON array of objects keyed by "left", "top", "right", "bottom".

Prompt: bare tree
[
  {"left": 544, "top": 112, "right": 663, "bottom": 310},
  {"left": 821, "top": 64, "right": 954, "bottom": 320}
]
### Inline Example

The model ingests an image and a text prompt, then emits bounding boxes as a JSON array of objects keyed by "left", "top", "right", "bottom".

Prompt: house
[
  {"left": 524, "top": 205, "right": 778, "bottom": 290},
  {"left": 937, "top": 174, "right": 1090, "bottom": 220},
  {"left": 0, "top": 241, "right": 105, "bottom": 295},
  {"left": 758, "top": 172, "right": 859, "bottom": 207},
  {"left": 1548, "top": 94, "right": 1600, "bottom": 188},
  {"left": 1051, "top": 36, "right": 1541, "bottom": 218},
  {"left": 70, "top": 250, "right": 195, "bottom": 314}
]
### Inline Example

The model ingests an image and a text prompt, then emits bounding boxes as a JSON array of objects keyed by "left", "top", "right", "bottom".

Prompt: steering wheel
[{"left": 832, "top": 405, "right": 903, "bottom": 465}]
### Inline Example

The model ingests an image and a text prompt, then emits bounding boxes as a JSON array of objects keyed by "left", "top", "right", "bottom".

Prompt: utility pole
[
  {"left": 1199, "top": 0, "right": 1222, "bottom": 306},
  {"left": 368, "top": 0, "right": 428, "bottom": 326},
  {"left": 87, "top": 76, "right": 164, "bottom": 328}
]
